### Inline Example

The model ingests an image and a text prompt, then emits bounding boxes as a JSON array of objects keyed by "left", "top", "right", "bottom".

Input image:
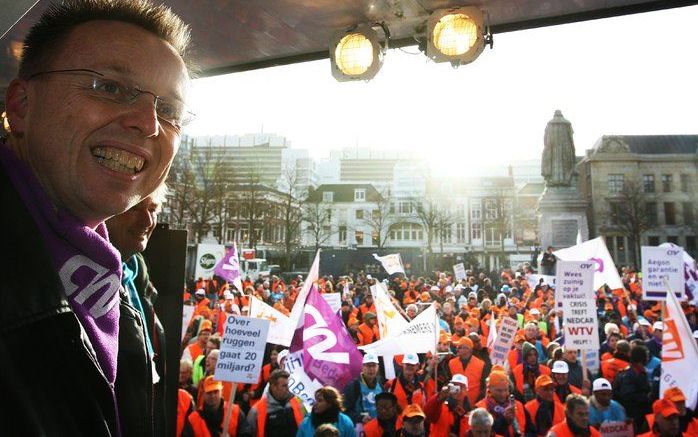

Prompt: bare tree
[
  {"left": 414, "top": 198, "right": 440, "bottom": 271},
  {"left": 166, "top": 148, "right": 197, "bottom": 231},
  {"left": 303, "top": 199, "right": 333, "bottom": 252},
  {"left": 185, "top": 141, "right": 227, "bottom": 243},
  {"left": 361, "top": 188, "right": 394, "bottom": 248},
  {"left": 480, "top": 190, "right": 514, "bottom": 267},
  {"left": 435, "top": 208, "right": 454, "bottom": 255},
  {"left": 602, "top": 178, "right": 651, "bottom": 267},
  {"left": 237, "top": 162, "right": 266, "bottom": 249},
  {"left": 278, "top": 167, "right": 306, "bottom": 270}
]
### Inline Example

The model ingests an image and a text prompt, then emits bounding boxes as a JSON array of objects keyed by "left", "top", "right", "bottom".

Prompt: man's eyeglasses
[{"left": 28, "top": 68, "right": 195, "bottom": 130}]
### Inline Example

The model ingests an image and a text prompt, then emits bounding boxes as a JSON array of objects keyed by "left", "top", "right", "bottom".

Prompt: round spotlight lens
[
  {"left": 335, "top": 33, "right": 374, "bottom": 75},
  {"left": 433, "top": 13, "right": 478, "bottom": 56}
]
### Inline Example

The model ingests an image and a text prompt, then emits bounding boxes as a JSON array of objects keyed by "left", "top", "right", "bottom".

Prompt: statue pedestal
[{"left": 537, "top": 186, "right": 589, "bottom": 250}]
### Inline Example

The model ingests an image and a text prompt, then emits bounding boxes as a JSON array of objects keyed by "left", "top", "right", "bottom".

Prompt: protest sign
[
  {"left": 598, "top": 421, "right": 633, "bottom": 437},
  {"left": 181, "top": 305, "right": 195, "bottom": 341},
  {"left": 453, "top": 263, "right": 466, "bottom": 281},
  {"left": 373, "top": 253, "right": 405, "bottom": 275},
  {"left": 582, "top": 349, "right": 600, "bottom": 376},
  {"left": 642, "top": 245, "right": 685, "bottom": 300},
  {"left": 216, "top": 315, "right": 270, "bottom": 384},
  {"left": 322, "top": 292, "right": 342, "bottom": 313},
  {"left": 194, "top": 243, "right": 225, "bottom": 280},
  {"left": 284, "top": 351, "right": 323, "bottom": 410},
  {"left": 371, "top": 283, "right": 409, "bottom": 339},
  {"left": 557, "top": 260, "right": 599, "bottom": 350},
  {"left": 489, "top": 317, "right": 518, "bottom": 366},
  {"left": 248, "top": 296, "right": 292, "bottom": 346}
]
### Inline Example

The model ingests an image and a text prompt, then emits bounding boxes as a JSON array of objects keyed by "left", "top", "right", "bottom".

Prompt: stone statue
[{"left": 541, "top": 110, "right": 576, "bottom": 187}]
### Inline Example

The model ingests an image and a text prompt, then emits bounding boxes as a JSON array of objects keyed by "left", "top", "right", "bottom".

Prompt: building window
[
  {"left": 681, "top": 174, "right": 690, "bottom": 193},
  {"left": 354, "top": 189, "right": 366, "bottom": 201},
  {"left": 616, "top": 236, "right": 626, "bottom": 263},
  {"left": 609, "top": 202, "right": 624, "bottom": 225},
  {"left": 456, "top": 223, "right": 466, "bottom": 242},
  {"left": 372, "top": 209, "right": 381, "bottom": 219},
  {"left": 389, "top": 223, "right": 423, "bottom": 241},
  {"left": 648, "top": 236, "right": 660, "bottom": 246},
  {"left": 643, "top": 174, "right": 655, "bottom": 193},
  {"left": 646, "top": 202, "right": 658, "bottom": 226},
  {"left": 355, "top": 209, "right": 364, "bottom": 219},
  {"left": 665, "top": 202, "right": 676, "bottom": 225},
  {"left": 485, "top": 199, "right": 497, "bottom": 220},
  {"left": 339, "top": 225, "right": 347, "bottom": 243},
  {"left": 471, "top": 222, "right": 482, "bottom": 240},
  {"left": 662, "top": 174, "right": 673, "bottom": 193},
  {"left": 355, "top": 230, "right": 364, "bottom": 245},
  {"left": 470, "top": 200, "right": 482, "bottom": 221},
  {"left": 684, "top": 202, "right": 695, "bottom": 226},
  {"left": 608, "top": 174, "right": 624, "bottom": 193},
  {"left": 371, "top": 231, "right": 379, "bottom": 246},
  {"left": 398, "top": 201, "right": 413, "bottom": 214},
  {"left": 322, "top": 191, "right": 334, "bottom": 202}
]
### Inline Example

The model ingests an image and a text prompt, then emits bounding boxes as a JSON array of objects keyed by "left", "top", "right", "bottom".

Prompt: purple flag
[
  {"left": 213, "top": 242, "right": 243, "bottom": 292},
  {"left": 293, "top": 286, "right": 362, "bottom": 388}
]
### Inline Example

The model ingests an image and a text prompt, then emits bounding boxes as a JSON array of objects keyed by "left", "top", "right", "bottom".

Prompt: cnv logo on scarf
[{"left": 59, "top": 255, "right": 121, "bottom": 318}]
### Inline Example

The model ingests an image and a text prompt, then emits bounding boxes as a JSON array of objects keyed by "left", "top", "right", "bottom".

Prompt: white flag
[
  {"left": 372, "top": 253, "right": 405, "bottom": 275},
  {"left": 359, "top": 303, "right": 438, "bottom": 356},
  {"left": 289, "top": 250, "right": 320, "bottom": 330},
  {"left": 486, "top": 313, "right": 497, "bottom": 351},
  {"left": 248, "top": 296, "right": 293, "bottom": 346},
  {"left": 371, "top": 283, "right": 409, "bottom": 339},
  {"left": 661, "top": 283, "right": 698, "bottom": 410},
  {"left": 553, "top": 237, "right": 623, "bottom": 290}
]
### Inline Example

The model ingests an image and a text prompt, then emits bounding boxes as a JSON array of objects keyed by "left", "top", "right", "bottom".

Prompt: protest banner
[
  {"left": 360, "top": 303, "right": 438, "bottom": 356},
  {"left": 248, "top": 295, "right": 292, "bottom": 346},
  {"left": 371, "top": 283, "right": 409, "bottom": 339},
  {"left": 598, "top": 421, "right": 633, "bottom": 437},
  {"left": 660, "top": 243, "right": 698, "bottom": 304},
  {"left": 373, "top": 253, "right": 406, "bottom": 275},
  {"left": 557, "top": 260, "right": 599, "bottom": 350},
  {"left": 489, "top": 316, "right": 518, "bottom": 367},
  {"left": 213, "top": 241, "right": 243, "bottom": 292},
  {"left": 554, "top": 237, "right": 623, "bottom": 290},
  {"left": 642, "top": 245, "right": 685, "bottom": 300},
  {"left": 181, "top": 305, "right": 195, "bottom": 341},
  {"left": 582, "top": 349, "right": 600, "bottom": 376},
  {"left": 661, "top": 281, "right": 698, "bottom": 410},
  {"left": 453, "top": 263, "right": 466, "bottom": 281},
  {"left": 322, "top": 292, "right": 342, "bottom": 313}
]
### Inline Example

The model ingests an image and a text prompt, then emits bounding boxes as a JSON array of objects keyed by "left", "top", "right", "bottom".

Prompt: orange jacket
[
  {"left": 448, "top": 356, "right": 486, "bottom": 405},
  {"left": 601, "top": 357, "right": 629, "bottom": 382},
  {"left": 512, "top": 364, "right": 551, "bottom": 398},
  {"left": 524, "top": 398, "right": 565, "bottom": 436},
  {"left": 363, "top": 416, "right": 403, "bottom": 437},
  {"left": 387, "top": 377, "right": 426, "bottom": 411},
  {"left": 186, "top": 402, "right": 240, "bottom": 437},
  {"left": 255, "top": 396, "right": 304, "bottom": 437},
  {"left": 177, "top": 389, "right": 194, "bottom": 437},
  {"left": 548, "top": 420, "right": 601, "bottom": 437},
  {"left": 358, "top": 323, "right": 380, "bottom": 345}
]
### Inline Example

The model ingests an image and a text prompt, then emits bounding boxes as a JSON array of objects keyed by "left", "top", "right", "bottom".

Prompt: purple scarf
[{"left": 0, "top": 146, "right": 121, "bottom": 386}]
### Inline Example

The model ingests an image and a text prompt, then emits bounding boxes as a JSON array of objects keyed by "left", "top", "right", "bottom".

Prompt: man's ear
[{"left": 5, "top": 79, "right": 29, "bottom": 135}]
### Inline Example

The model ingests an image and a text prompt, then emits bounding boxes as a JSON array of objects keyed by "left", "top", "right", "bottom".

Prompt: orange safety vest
[
  {"left": 524, "top": 398, "right": 565, "bottom": 436},
  {"left": 188, "top": 343, "right": 204, "bottom": 362},
  {"left": 364, "top": 416, "right": 403, "bottom": 437},
  {"left": 552, "top": 384, "right": 581, "bottom": 404},
  {"left": 429, "top": 402, "right": 470, "bottom": 437},
  {"left": 475, "top": 398, "right": 526, "bottom": 437},
  {"left": 387, "top": 378, "right": 426, "bottom": 410},
  {"left": 548, "top": 420, "right": 601, "bottom": 437},
  {"left": 187, "top": 402, "right": 240, "bottom": 437},
  {"left": 255, "top": 395, "right": 304, "bottom": 437},
  {"left": 601, "top": 357, "right": 629, "bottom": 382},
  {"left": 448, "top": 356, "right": 485, "bottom": 405},
  {"left": 177, "top": 389, "right": 194, "bottom": 437},
  {"left": 512, "top": 364, "right": 551, "bottom": 397},
  {"left": 358, "top": 323, "right": 379, "bottom": 345}
]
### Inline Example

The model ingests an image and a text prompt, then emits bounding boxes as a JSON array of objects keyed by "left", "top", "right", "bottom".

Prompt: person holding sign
[
  {"left": 182, "top": 376, "right": 247, "bottom": 437},
  {"left": 296, "top": 387, "right": 356, "bottom": 437}
]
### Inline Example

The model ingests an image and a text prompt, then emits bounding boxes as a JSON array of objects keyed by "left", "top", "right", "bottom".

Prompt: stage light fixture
[
  {"left": 330, "top": 23, "right": 389, "bottom": 82},
  {"left": 426, "top": 7, "right": 489, "bottom": 66}
]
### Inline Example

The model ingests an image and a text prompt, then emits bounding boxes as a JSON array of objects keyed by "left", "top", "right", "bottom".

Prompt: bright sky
[{"left": 185, "top": 5, "right": 698, "bottom": 169}]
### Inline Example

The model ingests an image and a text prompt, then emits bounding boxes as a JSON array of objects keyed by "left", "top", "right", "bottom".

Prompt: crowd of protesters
[{"left": 178, "top": 262, "right": 698, "bottom": 436}]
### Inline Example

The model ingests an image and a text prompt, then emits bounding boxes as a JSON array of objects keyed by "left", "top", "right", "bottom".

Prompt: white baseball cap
[
  {"left": 653, "top": 321, "right": 664, "bottom": 331},
  {"left": 693, "top": 330, "right": 698, "bottom": 339},
  {"left": 362, "top": 353, "right": 379, "bottom": 364},
  {"left": 639, "top": 319, "right": 652, "bottom": 327},
  {"left": 195, "top": 289, "right": 205, "bottom": 296},
  {"left": 277, "top": 349, "right": 289, "bottom": 365},
  {"left": 592, "top": 378, "right": 612, "bottom": 392},
  {"left": 402, "top": 353, "right": 419, "bottom": 365},
  {"left": 223, "top": 290, "right": 234, "bottom": 300},
  {"left": 529, "top": 308, "right": 541, "bottom": 315},
  {"left": 604, "top": 323, "right": 620, "bottom": 336},
  {"left": 450, "top": 374, "right": 468, "bottom": 387},
  {"left": 552, "top": 361, "right": 569, "bottom": 374}
]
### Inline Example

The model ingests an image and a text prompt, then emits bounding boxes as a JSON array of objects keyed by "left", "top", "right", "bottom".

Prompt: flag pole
[{"left": 221, "top": 383, "right": 238, "bottom": 437}]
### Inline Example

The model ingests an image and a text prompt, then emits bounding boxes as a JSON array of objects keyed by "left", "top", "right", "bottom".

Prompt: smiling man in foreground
[{"left": 0, "top": 0, "right": 192, "bottom": 435}]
